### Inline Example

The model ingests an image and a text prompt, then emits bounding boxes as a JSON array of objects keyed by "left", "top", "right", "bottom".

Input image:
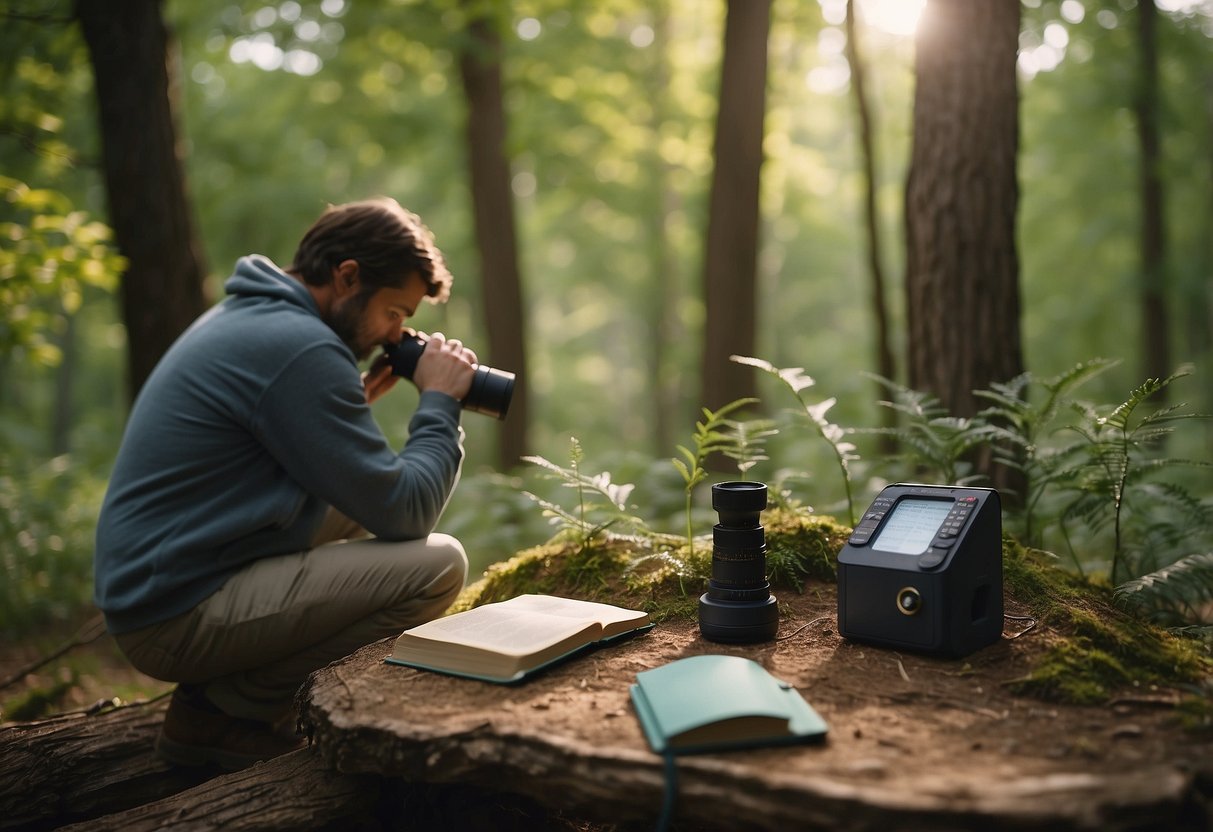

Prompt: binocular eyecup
[{"left": 383, "top": 335, "right": 516, "bottom": 421}]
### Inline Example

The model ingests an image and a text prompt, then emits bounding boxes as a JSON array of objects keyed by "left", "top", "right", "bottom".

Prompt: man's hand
[
  {"left": 412, "top": 331, "right": 477, "bottom": 402},
  {"left": 362, "top": 352, "right": 399, "bottom": 404}
]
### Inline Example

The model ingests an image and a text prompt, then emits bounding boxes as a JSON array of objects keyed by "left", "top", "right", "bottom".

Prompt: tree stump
[{"left": 301, "top": 589, "right": 1213, "bottom": 831}]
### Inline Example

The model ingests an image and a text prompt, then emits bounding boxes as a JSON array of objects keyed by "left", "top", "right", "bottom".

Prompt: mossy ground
[
  {"left": 1002, "top": 538, "right": 1211, "bottom": 712},
  {"left": 454, "top": 508, "right": 1212, "bottom": 713}
]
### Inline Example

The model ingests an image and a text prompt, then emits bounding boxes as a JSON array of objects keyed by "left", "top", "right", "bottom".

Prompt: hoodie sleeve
[{"left": 250, "top": 341, "right": 465, "bottom": 540}]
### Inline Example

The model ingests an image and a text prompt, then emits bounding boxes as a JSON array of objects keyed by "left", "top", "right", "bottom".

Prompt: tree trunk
[
  {"left": 1135, "top": 0, "right": 1171, "bottom": 400},
  {"left": 905, "top": 1, "right": 1023, "bottom": 419},
  {"left": 845, "top": 0, "right": 897, "bottom": 450},
  {"left": 646, "top": 1, "right": 685, "bottom": 456},
  {"left": 74, "top": 0, "right": 208, "bottom": 401},
  {"left": 700, "top": 0, "right": 771, "bottom": 413},
  {"left": 51, "top": 311, "right": 77, "bottom": 455},
  {"left": 458, "top": 10, "right": 530, "bottom": 471}
]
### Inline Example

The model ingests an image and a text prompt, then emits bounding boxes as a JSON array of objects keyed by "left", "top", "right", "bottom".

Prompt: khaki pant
[{"left": 114, "top": 509, "right": 467, "bottom": 721}]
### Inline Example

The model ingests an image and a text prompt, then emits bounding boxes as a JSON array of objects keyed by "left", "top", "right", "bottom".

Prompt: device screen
[{"left": 871, "top": 498, "right": 952, "bottom": 555}]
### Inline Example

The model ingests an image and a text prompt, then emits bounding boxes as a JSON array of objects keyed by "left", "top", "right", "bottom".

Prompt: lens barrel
[
  {"left": 383, "top": 336, "right": 516, "bottom": 420},
  {"left": 699, "top": 481, "right": 779, "bottom": 643}
]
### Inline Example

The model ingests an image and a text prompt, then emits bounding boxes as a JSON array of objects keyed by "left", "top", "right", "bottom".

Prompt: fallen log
[
  {"left": 55, "top": 747, "right": 381, "bottom": 832},
  {"left": 0, "top": 698, "right": 212, "bottom": 831}
]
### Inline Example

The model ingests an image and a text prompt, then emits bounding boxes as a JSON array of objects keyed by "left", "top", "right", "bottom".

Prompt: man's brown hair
[{"left": 290, "top": 198, "right": 452, "bottom": 301}]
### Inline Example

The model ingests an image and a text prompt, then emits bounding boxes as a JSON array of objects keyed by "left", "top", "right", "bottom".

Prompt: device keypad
[
  {"left": 916, "top": 497, "right": 978, "bottom": 569},
  {"left": 846, "top": 496, "right": 895, "bottom": 546},
  {"left": 933, "top": 498, "right": 975, "bottom": 542}
]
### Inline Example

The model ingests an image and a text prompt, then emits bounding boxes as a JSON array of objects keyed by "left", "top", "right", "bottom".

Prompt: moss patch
[
  {"left": 1002, "top": 538, "right": 1211, "bottom": 704},
  {"left": 454, "top": 508, "right": 848, "bottom": 623}
]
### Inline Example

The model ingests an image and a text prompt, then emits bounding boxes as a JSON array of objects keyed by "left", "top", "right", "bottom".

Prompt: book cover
[{"left": 630, "top": 654, "right": 828, "bottom": 755}]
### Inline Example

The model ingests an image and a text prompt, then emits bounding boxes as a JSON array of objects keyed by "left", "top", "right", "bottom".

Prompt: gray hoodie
[{"left": 94, "top": 255, "right": 464, "bottom": 634}]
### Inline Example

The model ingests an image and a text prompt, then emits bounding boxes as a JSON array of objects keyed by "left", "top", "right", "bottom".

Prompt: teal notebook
[{"left": 630, "top": 655, "right": 828, "bottom": 755}]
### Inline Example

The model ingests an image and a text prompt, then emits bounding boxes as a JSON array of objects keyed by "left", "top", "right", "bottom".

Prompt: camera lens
[
  {"left": 384, "top": 337, "right": 516, "bottom": 420},
  {"left": 462, "top": 365, "right": 516, "bottom": 421},
  {"left": 699, "top": 481, "right": 779, "bottom": 644}
]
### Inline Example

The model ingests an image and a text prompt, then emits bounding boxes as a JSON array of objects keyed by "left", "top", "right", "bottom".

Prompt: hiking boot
[{"left": 155, "top": 685, "right": 306, "bottom": 771}]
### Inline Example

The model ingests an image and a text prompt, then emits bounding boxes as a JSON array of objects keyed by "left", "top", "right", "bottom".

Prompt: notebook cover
[{"left": 630, "top": 654, "right": 828, "bottom": 755}]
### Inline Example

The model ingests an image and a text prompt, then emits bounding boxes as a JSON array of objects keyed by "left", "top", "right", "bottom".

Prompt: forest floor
[{"left": 0, "top": 615, "right": 171, "bottom": 726}]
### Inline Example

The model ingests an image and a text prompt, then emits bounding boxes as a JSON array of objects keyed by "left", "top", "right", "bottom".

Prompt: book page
[
  {"left": 400, "top": 604, "right": 595, "bottom": 657},
  {"left": 505, "top": 594, "right": 648, "bottom": 635}
]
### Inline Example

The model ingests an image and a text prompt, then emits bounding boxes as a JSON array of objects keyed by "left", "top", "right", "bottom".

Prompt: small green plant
[
  {"left": 1, "top": 453, "right": 106, "bottom": 639},
  {"left": 1115, "top": 552, "right": 1213, "bottom": 636},
  {"left": 521, "top": 437, "right": 647, "bottom": 551},
  {"left": 671, "top": 398, "right": 758, "bottom": 557},
  {"left": 974, "top": 359, "right": 1119, "bottom": 546},
  {"left": 721, "top": 416, "right": 778, "bottom": 480},
  {"left": 1055, "top": 366, "right": 1211, "bottom": 583},
  {"left": 732, "top": 356, "right": 859, "bottom": 525},
  {"left": 865, "top": 375, "right": 994, "bottom": 488}
]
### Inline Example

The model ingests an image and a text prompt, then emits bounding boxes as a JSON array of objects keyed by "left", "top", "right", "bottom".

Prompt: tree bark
[
  {"left": 905, "top": 0, "right": 1023, "bottom": 422},
  {"left": 51, "top": 311, "right": 77, "bottom": 455},
  {"left": 699, "top": 0, "right": 771, "bottom": 412},
  {"left": 845, "top": 0, "right": 898, "bottom": 450},
  {"left": 0, "top": 699, "right": 211, "bottom": 830},
  {"left": 458, "top": 11, "right": 530, "bottom": 471},
  {"left": 74, "top": 0, "right": 208, "bottom": 401},
  {"left": 58, "top": 748, "right": 381, "bottom": 832},
  {"left": 645, "top": 1, "right": 685, "bottom": 456},
  {"left": 1134, "top": 0, "right": 1171, "bottom": 400}
]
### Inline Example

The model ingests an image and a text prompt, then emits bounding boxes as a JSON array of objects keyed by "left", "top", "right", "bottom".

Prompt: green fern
[
  {"left": 522, "top": 437, "right": 646, "bottom": 550},
  {"left": 731, "top": 356, "right": 858, "bottom": 526},
  {"left": 671, "top": 398, "right": 758, "bottom": 557},
  {"left": 974, "top": 358, "right": 1119, "bottom": 546},
  {"left": 721, "top": 416, "right": 778, "bottom": 480},
  {"left": 1055, "top": 366, "right": 1211, "bottom": 583},
  {"left": 864, "top": 375, "right": 994, "bottom": 489},
  {"left": 1115, "top": 552, "right": 1213, "bottom": 629}
]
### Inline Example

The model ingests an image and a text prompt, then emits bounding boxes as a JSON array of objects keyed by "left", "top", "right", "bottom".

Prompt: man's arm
[{"left": 253, "top": 342, "right": 464, "bottom": 540}]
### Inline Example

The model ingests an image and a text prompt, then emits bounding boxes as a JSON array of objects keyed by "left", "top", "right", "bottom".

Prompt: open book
[
  {"left": 386, "top": 594, "right": 653, "bottom": 683},
  {"left": 630, "top": 655, "right": 828, "bottom": 755}
]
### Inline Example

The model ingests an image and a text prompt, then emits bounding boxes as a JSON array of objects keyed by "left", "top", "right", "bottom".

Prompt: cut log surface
[{"left": 301, "top": 590, "right": 1213, "bottom": 831}]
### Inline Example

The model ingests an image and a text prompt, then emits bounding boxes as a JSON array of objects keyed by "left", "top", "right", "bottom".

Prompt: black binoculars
[
  {"left": 383, "top": 333, "right": 516, "bottom": 420},
  {"left": 698, "top": 481, "right": 779, "bottom": 643}
]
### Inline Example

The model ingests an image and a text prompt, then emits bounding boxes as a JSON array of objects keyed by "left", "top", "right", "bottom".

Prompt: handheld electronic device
[{"left": 837, "top": 483, "right": 1003, "bottom": 657}]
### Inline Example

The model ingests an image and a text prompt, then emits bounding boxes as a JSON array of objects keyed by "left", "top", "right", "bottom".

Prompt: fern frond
[
  {"left": 1116, "top": 552, "right": 1213, "bottom": 626},
  {"left": 521, "top": 491, "right": 591, "bottom": 532},
  {"left": 721, "top": 417, "right": 778, "bottom": 478},
  {"left": 735, "top": 356, "right": 859, "bottom": 524}
]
